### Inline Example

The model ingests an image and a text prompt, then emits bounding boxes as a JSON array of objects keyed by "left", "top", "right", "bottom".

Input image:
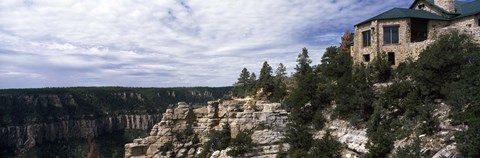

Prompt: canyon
[{"left": 0, "top": 87, "right": 230, "bottom": 157}]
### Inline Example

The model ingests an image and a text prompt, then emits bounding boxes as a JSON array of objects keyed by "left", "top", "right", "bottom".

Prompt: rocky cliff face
[
  {"left": 125, "top": 98, "right": 289, "bottom": 158},
  {"left": 0, "top": 114, "right": 161, "bottom": 149},
  {"left": 126, "top": 98, "right": 463, "bottom": 158}
]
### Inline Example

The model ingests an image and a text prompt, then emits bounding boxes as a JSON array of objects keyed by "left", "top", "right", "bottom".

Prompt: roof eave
[{"left": 355, "top": 17, "right": 449, "bottom": 27}]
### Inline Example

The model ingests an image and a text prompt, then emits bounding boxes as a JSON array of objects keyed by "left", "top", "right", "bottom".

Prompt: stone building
[{"left": 352, "top": 0, "right": 480, "bottom": 65}]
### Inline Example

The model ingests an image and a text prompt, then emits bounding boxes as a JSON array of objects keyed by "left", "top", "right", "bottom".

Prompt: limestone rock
[
  {"left": 0, "top": 114, "right": 161, "bottom": 149},
  {"left": 125, "top": 99, "right": 289, "bottom": 158}
]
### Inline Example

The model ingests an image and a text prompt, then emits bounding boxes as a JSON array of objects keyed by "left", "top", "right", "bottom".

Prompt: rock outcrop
[
  {"left": 125, "top": 99, "right": 462, "bottom": 158},
  {"left": 0, "top": 114, "right": 161, "bottom": 149},
  {"left": 125, "top": 99, "right": 289, "bottom": 158}
]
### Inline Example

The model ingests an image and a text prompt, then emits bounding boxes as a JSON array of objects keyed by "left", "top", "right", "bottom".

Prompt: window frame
[
  {"left": 362, "top": 30, "right": 372, "bottom": 47},
  {"left": 383, "top": 25, "right": 400, "bottom": 45}
]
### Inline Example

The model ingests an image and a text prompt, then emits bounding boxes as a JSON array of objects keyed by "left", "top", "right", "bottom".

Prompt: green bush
[
  {"left": 284, "top": 119, "right": 312, "bottom": 155},
  {"left": 307, "top": 131, "right": 342, "bottom": 158},
  {"left": 227, "top": 130, "right": 253, "bottom": 156},
  {"left": 198, "top": 125, "right": 232, "bottom": 157},
  {"left": 369, "top": 53, "right": 392, "bottom": 83},
  {"left": 393, "top": 137, "right": 422, "bottom": 158}
]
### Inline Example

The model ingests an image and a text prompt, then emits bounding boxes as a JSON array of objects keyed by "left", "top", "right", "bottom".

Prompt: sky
[{"left": 0, "top": 0, "right": 412, "bottom": 88}]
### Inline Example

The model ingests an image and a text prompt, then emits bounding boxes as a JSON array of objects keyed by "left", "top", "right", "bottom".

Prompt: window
[
  {"left": 384, "top": 26, "right": 399, "bottom": 44},
  {"left": 388, "top": 52, "right": 395, "bottom": 65},
  {"left": 362, "top": 30, "right": 371, "bottom": 47},
  {"left": 418, "top": 4, "right": 425, "bottom": 9},
  {"left": 363, "top": 54, "right": 371, "bottom": 62}
]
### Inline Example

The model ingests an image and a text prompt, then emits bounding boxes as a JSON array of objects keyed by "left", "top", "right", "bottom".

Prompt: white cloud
[
  {"left": 46, "top": 43, "right": 77, "bottom": 50},
  {"left": 0, "top": 0, "right": 411, "bottom": 88}
]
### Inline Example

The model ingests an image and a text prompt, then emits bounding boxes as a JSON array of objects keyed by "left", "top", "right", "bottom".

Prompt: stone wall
[
  {"left": 411, "top": 0, "right": 446, "bottom": 17},
  {"left": 451, "top": 15, "right": 480, "bottom": 42},
  {"left": 353, "top": 15, "right": 480, "bottom": 65},
  {"left": 433, "top": 0, "right": 455, "bottom": 13},
  {"left": 354, "top": 19, "right": 412, "bottom": 66}
]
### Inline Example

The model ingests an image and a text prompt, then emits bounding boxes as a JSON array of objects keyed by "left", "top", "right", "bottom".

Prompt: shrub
[
  {"left": 307, "top": 131, "right": 342, "bottom": 158},
  {"left": 393, "top": 137, "right": 422, "bottom": 158},
  {"left": 227, "top": 130, "right": 253, "bottom": 156}
]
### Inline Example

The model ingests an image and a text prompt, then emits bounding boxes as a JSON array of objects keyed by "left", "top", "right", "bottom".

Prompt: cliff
[
  {"left": 125, "top": 98, "right": 462, "bottom": 158},
  {"left": 0, "top": 87, "right": 231, "bottom": 157},
  {"left": 0, "top": 114, "right": 160, "bottom": 148},
  {"left": 125, "top": 98, "right": 289, "bottom": 158}
]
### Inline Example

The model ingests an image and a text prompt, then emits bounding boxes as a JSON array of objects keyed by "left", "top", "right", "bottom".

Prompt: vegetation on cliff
[
  {"left": 0, "top": 87, "right": 231, "bottom": 126},
  {"left": 0, "top": 87, "right": 231, "bottom": 158},
  {"left": 233, "top": 31, "right": 480, "bottom": 157}
]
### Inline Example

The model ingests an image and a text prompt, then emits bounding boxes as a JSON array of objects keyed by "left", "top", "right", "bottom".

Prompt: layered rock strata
[
  {"left": 0, "top": 114, "right": 160, "bottom": 148},
  {"left": 125, "top": 99, "right": 289, "bottom": 158}
]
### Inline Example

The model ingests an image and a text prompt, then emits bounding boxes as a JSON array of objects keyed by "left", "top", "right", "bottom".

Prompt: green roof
[
  {"left": 356, "top": 0, "right": 480, "bottom": 26},
  {"left": 454, "top": 0, "right": 480, "bottom": 19},
  {"left": 356, "top": 8, "right": 448, "bottom": 26}
]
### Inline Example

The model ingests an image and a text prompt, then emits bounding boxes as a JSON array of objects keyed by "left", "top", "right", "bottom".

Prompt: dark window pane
[
  {"left": 388, "top": 52, "right": 395, "bottom": 65},
  {"left": 392, "top": 27, "right": 399, "bottom": 43},
  {"left": 363, "top": 54, "right": 371, "bottom": 62},
  {"left": 383, "top": 26, "right": 399, "bottom": 44},
  {"left": 384, "top": 28, "right": 391, "bottom": 44},
  {"left": 362, "top": 30, "right": 371, "bottom": 47}
]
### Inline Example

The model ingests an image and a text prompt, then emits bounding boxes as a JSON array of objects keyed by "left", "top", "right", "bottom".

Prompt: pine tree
[
  {"left": 284, "top": 119, "right": 313, "bottom": 157},
  {"left": 257, "top": 61, "right": 274, "bottom": 92},
  {"left": 271, "top": 63, "right": 287, "bottom": 102},
  {"left": 334, "top": 64, "right": 374, "bottom": 122},
  {"left": 289, "top": 48, "right": 316, "bottom": 124},
  {"left": 233, "top": 68, "right": 250, "bottom": 97},
  {"left": 308, "top": 131, "right": 342, "bottom": 158},
  {"left": 256, "top": 61, "right": 273, "bottom": 91},
  {"left": 321, "top": 46, "right": 352, "bottom": 80},
  {"left": 249, "top": 72, "right": 257, "bottom": 95}
]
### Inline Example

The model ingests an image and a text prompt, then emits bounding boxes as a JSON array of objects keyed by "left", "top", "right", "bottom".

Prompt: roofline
[
  {"left": 453, "top": 12, "right": 480, "bottom": 19},
  {"left": 409, "top": 0, "right": 460, "bottom": 15},
  {"left": 355, "top": 17, "right": 449, "bottom": 27}
]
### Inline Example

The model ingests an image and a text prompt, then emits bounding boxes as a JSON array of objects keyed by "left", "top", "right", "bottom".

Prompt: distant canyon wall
[{"left": 0, "top": 114, "right": 161, "bottom": 149}]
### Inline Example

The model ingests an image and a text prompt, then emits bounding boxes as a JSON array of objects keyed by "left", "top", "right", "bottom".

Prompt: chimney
[{"left": 434, "top": 0, "right": 456, "bottom": 13}]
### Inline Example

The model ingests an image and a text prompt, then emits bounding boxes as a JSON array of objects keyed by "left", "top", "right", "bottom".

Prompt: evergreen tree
[
  {"left": 233, "top": 68, "right": 251, "bottom": 97},
  {"left": 334, "top": 64, "right": 374, "bottom": 122},
  {"left": 289, "top": 48, "right": 316, "bottom": 124},
  {"left": 284, "top": 120, "right": 312, "bottom": 157},
  {"left": 413, "top": 31, "right": 477, "bottom": 98},
  {"left": 307, "top": 131, "right": 342, "bottom": 158},
  {"left": 369, "top": 53, "right": 392, "bottom": 83},
  {"left": 249, "top": 72, "right": 257, "bottom": 95},
  {"left": 271, "top": 63, "right": 287, "bottom": 102},
  {"left": 364, "top": 105, "right": 394, "bottom": 158},
  {"left": 321, "top": 46, "right": 352, "bottom": 80},
  {"left": 257, "top": 61, "right": 274, "bottom": 92}
]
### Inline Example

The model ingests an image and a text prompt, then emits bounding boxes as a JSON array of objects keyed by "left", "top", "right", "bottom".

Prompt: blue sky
[{"left": 0, "top": 0, "right": 412, "bottom": 88}]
